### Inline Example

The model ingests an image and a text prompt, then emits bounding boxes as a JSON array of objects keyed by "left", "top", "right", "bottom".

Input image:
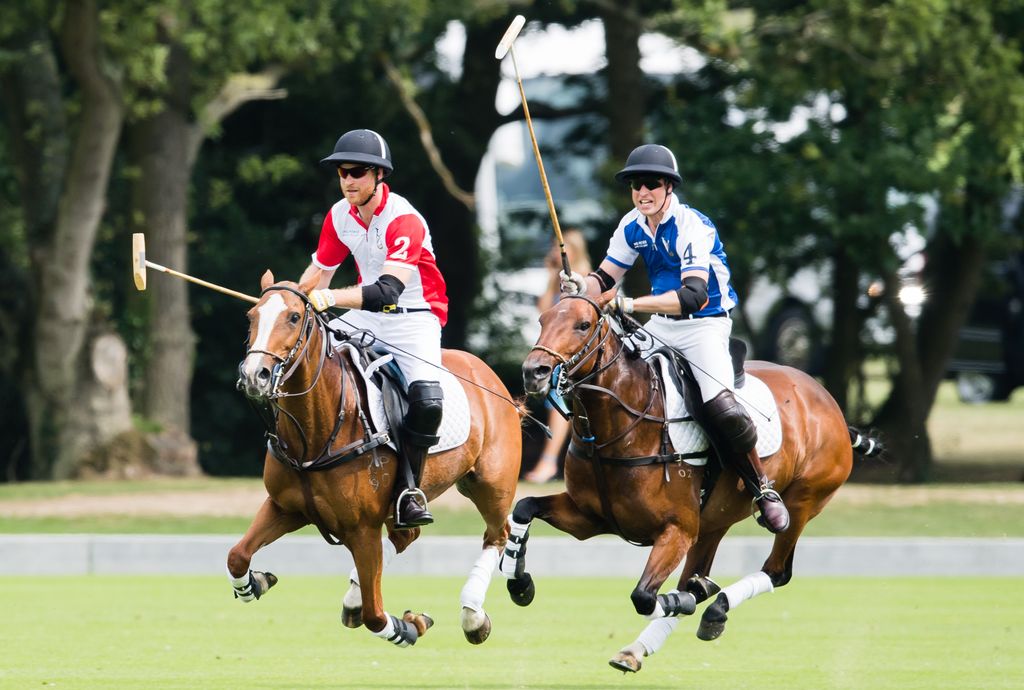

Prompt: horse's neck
[
  {"left": 576, "top": 337, "right": 664, "bottom": 452},
  {"left": 276, "top": 331, "right": 348, "bottom": 451}
]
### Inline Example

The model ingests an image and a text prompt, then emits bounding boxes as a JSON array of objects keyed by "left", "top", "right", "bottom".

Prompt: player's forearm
[{"left": 631, "top": 292, "right": 682, "bottom": 314}]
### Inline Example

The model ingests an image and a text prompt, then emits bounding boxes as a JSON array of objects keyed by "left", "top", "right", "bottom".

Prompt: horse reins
[
  {"left": 531, "top": 294, "right": 687, "bottom": 545},
  {"left": 241, "top": 286, "right": 401, "bottom": 545}
]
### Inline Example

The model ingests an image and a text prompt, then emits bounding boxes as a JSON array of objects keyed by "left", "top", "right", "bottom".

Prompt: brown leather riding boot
[
  {"left": 394, "top": 443, "right": 433, "bottom": 530},
  {"left": 741, "top": 448, "right": 790, "bottom": 533}
]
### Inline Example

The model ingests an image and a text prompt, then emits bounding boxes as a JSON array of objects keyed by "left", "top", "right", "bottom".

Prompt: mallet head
[
  {"left": 132, "top": 233, "right": 147, "bottom": 290},
  {"left": 495, "top": 15, "right": 525, "bottom": 60}
]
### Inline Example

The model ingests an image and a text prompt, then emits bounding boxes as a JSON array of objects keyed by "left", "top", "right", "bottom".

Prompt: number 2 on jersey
[{"left": 390, "top": 236, "right": 411, "bottom": 261}]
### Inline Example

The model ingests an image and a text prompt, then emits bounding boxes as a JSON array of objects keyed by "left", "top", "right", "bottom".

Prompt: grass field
[
  {"left": 1, "top": 479, "right": 1023, "bottom": 537},
  {"left": 1, "top": 575, "right": 1021, "bottom": 690}
]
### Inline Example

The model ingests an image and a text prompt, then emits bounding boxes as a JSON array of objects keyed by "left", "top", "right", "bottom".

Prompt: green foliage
[{"left": 236, "top": 154, "right": 303, "bottom": 186}]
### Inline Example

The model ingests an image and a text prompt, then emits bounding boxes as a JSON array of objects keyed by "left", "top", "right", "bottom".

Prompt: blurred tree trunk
[
  {"left": 22, "top": 0, "right": 132, "bottom": 478},
  {"left": 128, "top": 42, "right": 195, "bottom": 437},
  {"left": 601, "top": 0, "right": 644, "bottom": 163},
  {"left": 824, "top": 246, "right": 861, "bottom": 412},
  {"left": 600, "top": 1, "right": 647, "bottom": 299},
  {"left": 0, "top": 25, "right": 66, "bottom": 480},
  {"left": 872, "top": 199, "right": 990, "bottom": 481},
  {"left": 129, "top": 18, "right": 286, "bottom": 455},
  {"left": 423, "top": 18, "right": 506, "bottom": 349}
]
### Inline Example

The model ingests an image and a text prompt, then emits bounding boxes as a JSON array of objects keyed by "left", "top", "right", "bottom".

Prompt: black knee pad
[
  {"left": 703, "top": 390, "right": 757, "bottom": 453},
  {"left": 404, "top": 380, "right": 443, "bottom": 444}
]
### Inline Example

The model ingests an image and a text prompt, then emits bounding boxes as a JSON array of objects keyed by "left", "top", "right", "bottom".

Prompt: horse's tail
[{"left": 848, "top": 426, "right": 883, "bottom": 457}]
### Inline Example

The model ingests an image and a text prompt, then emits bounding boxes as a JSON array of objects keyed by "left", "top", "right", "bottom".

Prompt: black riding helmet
[
  {"left": 614, "top": 144, "right": 682, "bottom": 186},
  {"left": 320, "top": 129, "right": 394, "bottom": 178}
]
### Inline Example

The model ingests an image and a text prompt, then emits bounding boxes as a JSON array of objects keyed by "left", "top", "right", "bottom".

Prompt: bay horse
[
  {"left": 503, "top": 291, "right": 880, "bottom": 672},
  {"left": 228, "top": 271, "right": 522, "bottom": 647}
]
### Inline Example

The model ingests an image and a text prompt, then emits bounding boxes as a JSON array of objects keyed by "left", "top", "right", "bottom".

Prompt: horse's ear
[
  {"left": 260, "top": 270, "right": 275, "bottom": 291},
  {"left": 595, "top": 286, "right": 619, "bottom": 309}
]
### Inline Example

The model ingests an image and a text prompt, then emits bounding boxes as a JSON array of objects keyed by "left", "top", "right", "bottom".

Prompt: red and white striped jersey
[{"left": 312, "top": 184, "right": 449, "bottom": 326}]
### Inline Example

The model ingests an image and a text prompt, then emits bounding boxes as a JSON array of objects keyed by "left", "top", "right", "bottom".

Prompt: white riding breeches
[
  {"left": 329, "top": 309, "right": 443, "bottom": 384},
  {"left": 639, "top": 314, "right": 735, "bottom": 402}
]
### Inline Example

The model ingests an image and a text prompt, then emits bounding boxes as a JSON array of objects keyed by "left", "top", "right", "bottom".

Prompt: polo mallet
[
  {"left": 132, "top": 233, "right": 258, "bottom": 304},
  {"left": 495, "top": 15, "right": 571, "bottom": 278}
]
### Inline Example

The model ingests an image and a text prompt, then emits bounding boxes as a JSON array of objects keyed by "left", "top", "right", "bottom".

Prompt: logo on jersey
[{"left": 632, "top": 239, "right": 650, "bottom": 249}]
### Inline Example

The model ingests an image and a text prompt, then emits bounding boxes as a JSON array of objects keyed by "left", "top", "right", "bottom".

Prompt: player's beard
[
  {"left": 344, "top": 184, "right": 376, "bottom": 205},
  {"left": 351, "top": 185, "right": 377, "bottom": 208}
]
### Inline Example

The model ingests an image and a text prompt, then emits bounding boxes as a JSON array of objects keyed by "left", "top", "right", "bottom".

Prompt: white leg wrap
[
  {"left": 371, "top": 613, "right": 397, "bottom": 641},
  {"left": 342, "top": 579, "right": 362, "bottom": 610},
  {"left": 349, "top": 536, "right": 398, "bottom": 586},
  {"left": 227, "top": 565, "right": 255, "bottom": 603},
  {"left": 372, "top": 612, "right": 416, "bottom": 648},
  {"left": 499, "top": 516, "right": 530, "bottom": 579},
  {"left": 722, "top": 571, "right": 774, "bottom": 611},
  {"left": 635, "top": 616, "right": 680, "bottom": 656},
  {"left": 461, "top": 606, "right": 488, "bottom": 631},
  {"left": 460, "top": 546, "right": 500, "bottom": 612}
]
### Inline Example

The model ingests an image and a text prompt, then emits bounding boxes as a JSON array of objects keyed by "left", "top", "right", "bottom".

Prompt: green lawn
[
  {"left": 1, "top": 480, "right": 1022, "bottom": 537},
  {"left": 0, "top": 575, "right": 1020, "bottom": 690}
]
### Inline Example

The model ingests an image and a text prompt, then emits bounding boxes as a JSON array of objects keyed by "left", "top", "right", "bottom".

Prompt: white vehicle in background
[{"left": 472, "top": 107, "right": 606, "bottom": 356}]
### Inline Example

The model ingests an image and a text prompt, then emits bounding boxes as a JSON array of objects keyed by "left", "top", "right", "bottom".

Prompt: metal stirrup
[
  {"left": 749, "top": 482, "right": 784, "bottom": 520},
  {"left": 396, "top": 487, "right": 429, "bottom": 521}
]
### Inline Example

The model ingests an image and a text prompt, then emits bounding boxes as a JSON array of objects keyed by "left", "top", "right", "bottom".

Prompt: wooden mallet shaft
[{"left": 496, "top": 15, "right": 571, "bottom": 278}]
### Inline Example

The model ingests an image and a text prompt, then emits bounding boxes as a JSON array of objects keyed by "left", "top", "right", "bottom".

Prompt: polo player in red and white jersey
[{"left": 300, "top": 128, "right": 447, "bottom": 529}]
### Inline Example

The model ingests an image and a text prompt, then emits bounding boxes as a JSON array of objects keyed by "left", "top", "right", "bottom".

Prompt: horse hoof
[
  {"left": 341, "top": 605, "right": 363, "bottom": 629},
  {"left": 608, "top": 651, "right": 641, "bottom": 673},
  {"left": 696, "top": 620, "right": 725, "bottom": 641},
  {"left": 507, "top": 573, "right": 535, "bottom": 607},
  {"left": 403, "top": 610, "right": 433, "bottom": 636},
  {"left": 341, "top": 579, "right": 363, "bottom": 628},
  {"left": 696, "top": 593, "right": 729, "bottom": 641},
  {"left": 685, "top": 575, "right": 721, "bottom": 604},
  {"left": 251, "top": 571, "right": 277, "bottom": 599},
  {"left": 461, "top": 608, "right": 491, "bottom": 645}
]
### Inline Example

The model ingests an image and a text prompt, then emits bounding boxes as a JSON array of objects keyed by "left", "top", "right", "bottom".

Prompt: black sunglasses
[
  {"left": 628, "top": 176, "right": 665, "bottom": 192},
  {"left": 337, "top": 165, "right": 375, "bottom": 180}
]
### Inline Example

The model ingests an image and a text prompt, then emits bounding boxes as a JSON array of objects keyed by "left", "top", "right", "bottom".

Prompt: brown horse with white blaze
[
  {"left": 502, "top": 292, "right": 880, "bottom": 672},
  {"left": 229, "top": 271, "right": 522, "bottom": 647}
]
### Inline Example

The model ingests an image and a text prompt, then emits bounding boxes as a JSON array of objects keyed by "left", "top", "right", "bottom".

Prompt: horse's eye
[
  {"left": 577, "top": 320, "right": 592, "bottom": 331},
  {"left": 289, "top": 312, "right": 301, "bottom": 324}
]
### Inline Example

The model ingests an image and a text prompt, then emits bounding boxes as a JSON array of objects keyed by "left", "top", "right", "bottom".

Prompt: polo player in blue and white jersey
[{"left": 562, "top": 144, "right": 790, "bottom": 533}]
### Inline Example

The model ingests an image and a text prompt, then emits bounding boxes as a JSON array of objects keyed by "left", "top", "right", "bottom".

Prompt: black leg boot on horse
[
  {"left": 703, "top": 390, "right": 790, "bottom": 533},
  {"left": 394, "top": 380, "right": 444, "bottom": 529}
]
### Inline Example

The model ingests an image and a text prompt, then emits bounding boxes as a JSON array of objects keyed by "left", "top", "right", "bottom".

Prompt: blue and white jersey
[{"left": 605, "top": 193, "right": 738, "bottom": 316}]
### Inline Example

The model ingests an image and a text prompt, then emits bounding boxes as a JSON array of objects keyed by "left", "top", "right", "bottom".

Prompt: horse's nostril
[
  {"left": 256, "top": 367, "right": 271, "bottom": 382},
  {"left": 534, "top": 365, "right": 552, "bottom": 380}
]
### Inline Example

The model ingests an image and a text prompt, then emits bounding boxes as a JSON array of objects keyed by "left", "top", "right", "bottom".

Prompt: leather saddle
[{"left": 349, "top": 345, "right": 412, "bottom": 453}]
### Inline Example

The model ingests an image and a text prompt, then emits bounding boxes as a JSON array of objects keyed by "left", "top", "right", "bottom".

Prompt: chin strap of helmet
[
  {"left": 649, "top": 183, "right": 672, "bottom": 220},
  {"left": 356, "top": 169, "right": 382, "bottom": 208}
]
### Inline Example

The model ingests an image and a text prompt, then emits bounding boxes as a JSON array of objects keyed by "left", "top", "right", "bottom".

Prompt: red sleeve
[
  {"left": 313, "top": 211, "right": 349, "bottom": 269},
  {"left": 382, "top": 214, "right": 425, "bottom": 268}
]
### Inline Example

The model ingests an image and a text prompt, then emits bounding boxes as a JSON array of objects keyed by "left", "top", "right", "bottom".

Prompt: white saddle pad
[
  {"left": 336, "top": 344, "right": 470, "bottom": 454},
  {"left": 649, "top": 354, "right": 782, "bottom": 464}
]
